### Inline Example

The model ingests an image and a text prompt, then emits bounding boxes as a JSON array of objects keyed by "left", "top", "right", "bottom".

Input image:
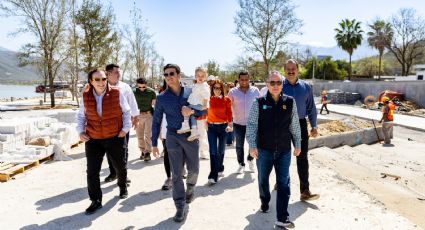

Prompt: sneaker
[
  {"left": 139, "top": 152, "right": 145, "bottom": 160},
  {"left": 144, "top": 152, "right": 151, "bottom": 162},
  {"left": 260, "top": 203, "right": 269, "bottom": 213},
  {"left": 236, "top": 165, "right": 245, "bottom": 174},
  {"left": 185, "top": 185, "right": 194, "bottom": 203},
  {"left": 248, "top": 160, "right": 255, "bottom": 172},
  {"left": 173, "top": 205, "right": 189, "bottom": 222},
  {"left": 161, "top": 178, "right": 172, "bottom": 190},
  {"left": 300, "top": 190, "right": 320, "bottom": 201},
  {"left": 85, "top": 200, "right": 102, "bottom": 215},
  {"left": 104, "top": 174, "right": 117, "bottom": 183},
  {"left": 218, "top": 171, "right": 224, "bottom": 178},
  {"left": 208, "top": 178, "right": 217, "bottom": 185},
  {"left": 177, "top": 120, "right": 191, "bottom": 134},
  {"left": 187, "top": 129, "right": 200, "bottom": 141},
  {"left": 275, "top": 220, "right": 295, "bottom": 228}
]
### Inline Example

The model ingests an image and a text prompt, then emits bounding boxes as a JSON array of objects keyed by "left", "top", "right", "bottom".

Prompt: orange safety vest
[{"left": 382, "top": 103, "right": 395, "bottom": 121}]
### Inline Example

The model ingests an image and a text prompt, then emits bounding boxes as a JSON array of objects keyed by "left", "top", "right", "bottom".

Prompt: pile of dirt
[{"left": 318, "top": 117, "right": 373, "bottom": 136}]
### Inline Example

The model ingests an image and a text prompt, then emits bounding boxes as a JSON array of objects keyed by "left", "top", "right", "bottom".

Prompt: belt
[
  {"left": 140, "top": 111, "right": 151, "bottom": 114},
  {"left": 208, "top": 122, "right": 227, "bottom": 125}
]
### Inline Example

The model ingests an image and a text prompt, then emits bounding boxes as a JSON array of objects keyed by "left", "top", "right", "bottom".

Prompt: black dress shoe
[
  {"left": 185, "top": 185, "right": 194, "bottom": 204},
  {"left": 119, "top": 187, "right": 128, "bottom": 199},
  {"left": 144, "top": 152, "right": 151, "bottom": 162},
  {"left": 104, "top": 174, "right": 117, "bottom": 183},
  {"left": 173, "top": 205, "right": 188, "bottom": 222},
  {"left": 85, "top": 200, "right": 102, "bottom": 215}
]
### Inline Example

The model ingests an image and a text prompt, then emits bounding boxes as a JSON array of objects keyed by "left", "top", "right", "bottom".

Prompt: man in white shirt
[{"left": 104, "top": 64, "right": 139, "bottom": 184}]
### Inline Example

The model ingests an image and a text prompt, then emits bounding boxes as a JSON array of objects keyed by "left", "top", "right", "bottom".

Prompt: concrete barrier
[{"left": 309, "top": 127, "right": 383, "bottom": 149}]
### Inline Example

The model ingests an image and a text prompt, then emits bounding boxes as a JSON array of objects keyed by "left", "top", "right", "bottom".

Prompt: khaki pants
[
  {"left": 382, "top": 121, "right": 394, "bottom": 144},
  {"left": 136, "top": 113, "right": 152, "bottom": 153}
]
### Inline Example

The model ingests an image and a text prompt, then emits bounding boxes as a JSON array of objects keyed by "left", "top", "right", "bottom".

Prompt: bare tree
[
  {"left": 234, "top": 0, "right": 302, "bottom": 79},
  {"left": 1, "top": 0, "right": 68, "bottom": 107},
  {"left": 386, "top": 8, "right": 425, "bottom": 76},
  {"left": 124, "top": 5, "right": 153, "bottom": 79}
]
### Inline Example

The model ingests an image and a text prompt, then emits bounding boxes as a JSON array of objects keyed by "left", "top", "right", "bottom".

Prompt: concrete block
[{"left": 309, "top": 127, "right": 383, "bottom": 149}]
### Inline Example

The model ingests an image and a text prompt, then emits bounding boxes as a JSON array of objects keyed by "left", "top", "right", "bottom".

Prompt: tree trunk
[
  {"left": 378, "top": 53, "right": 382, "bottom": 80},
  {"left": 348, "top": 54, "right": 352, "bottom": 80}
]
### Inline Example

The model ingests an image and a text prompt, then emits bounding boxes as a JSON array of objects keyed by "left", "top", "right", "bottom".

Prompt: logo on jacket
[
  {"left": 282, "top": 105, "right": 287, "bottom": 110},
  {"left": 262, "top": 105, "right": 272, "bottom": 110}
]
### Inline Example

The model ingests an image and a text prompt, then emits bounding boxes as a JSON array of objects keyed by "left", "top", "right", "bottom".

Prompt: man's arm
[
  {"left": 247, "top": 100, "right": 259, "bottom": 158},
  {"left": 305, "top": 84, "right": 318, "bottom": 137},
  {"left": 119, "top": 91, "right": 132, "bottom": 137},
  {"left": 151, "top": 98, "right": 164, "bottom": 147},
  {"left": 76, "top": 95, "right": 89, "bottom": 142}
]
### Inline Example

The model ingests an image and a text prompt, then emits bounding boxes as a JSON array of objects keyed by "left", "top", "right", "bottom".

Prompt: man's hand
[
  {"left": 118, "top": 130, "right": 127, "bottom": 138},
  {"left": 250, "top": 148, "right": 258, "bottom": 159},
  {"left": 79, "top": 132, "right": 90, "bottom": 142},
  {"left": 181, "top": 106, "right": 193, "bottom": 117},
  {"left": 293, "top": 148, "right": 301, "bottom": 156},
  {"left": 152, "top": 147, "right": 160, "bottom": 158},
  {"left": 132, "top": 116, "right": 139, "bottom": 129},
  {"left": 310, "top": 128, "right": 318, "bottom": 138}
]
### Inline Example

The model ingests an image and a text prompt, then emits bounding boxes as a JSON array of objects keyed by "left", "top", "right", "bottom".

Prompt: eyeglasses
[
  {"left": 268, "top": 80, "right": 282, "bottom": 86},
  {"left": 163, "top": 72, "right": 176, "bottom": 77},
  {"left": 213, "top": 87, "right": 221, "bottom": 90},
  {"left": 93, "top": 77, "right": 107, "bottom": 82}
]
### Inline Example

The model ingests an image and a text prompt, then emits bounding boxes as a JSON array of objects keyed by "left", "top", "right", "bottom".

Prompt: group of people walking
[{"left": 76, "top": 59, "right": 320, "bottom": 228}]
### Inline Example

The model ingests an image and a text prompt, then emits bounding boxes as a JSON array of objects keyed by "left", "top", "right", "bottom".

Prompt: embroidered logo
[{"left": 282, "top": 105, "right": 287, "bottom": 110}]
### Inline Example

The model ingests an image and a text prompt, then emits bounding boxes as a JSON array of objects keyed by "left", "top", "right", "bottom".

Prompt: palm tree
[
  {"left": 367, "top": 20, "right": 393, "bottom": 80},
  {"left": 335, "top": 19, "right": 364, "bottom": 80}
]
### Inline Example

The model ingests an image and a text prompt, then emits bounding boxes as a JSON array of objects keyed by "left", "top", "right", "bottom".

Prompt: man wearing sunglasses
[
  {"left": 103, "top": 64, "right": 139, "bottom": 184},
  {"left": 76, "top": 68, "right": 132, "bottom": 215},
  {"left": 151, "top": 63, "right": 202, "bottom": 222},
  {"left": 133, "top": 77, "right": 156, "bottom": 162},
  {"left": 283, "top": 59, "right": 320, "bottom": 202},
  {"left": 247, "top": 71, "right": 301, "bottom": 228}
]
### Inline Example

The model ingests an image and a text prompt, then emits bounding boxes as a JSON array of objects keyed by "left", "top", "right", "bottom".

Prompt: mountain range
[
  {"left": 0, "top": 42, "right": 378, "bottom": 84},
  {"left": 0, "top": 47, "right": 39, "bottom": 84}
]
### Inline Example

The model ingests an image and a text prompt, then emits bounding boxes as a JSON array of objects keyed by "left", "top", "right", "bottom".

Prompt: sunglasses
[
  {"left": 268, "top": 80, "right": 282, "bottom": 86},
  {"left": 163, "top": 72, "right": 176, "bottom": 77},
  {"left": 93, "top": 77, "right": 107, "bottom": 82}
]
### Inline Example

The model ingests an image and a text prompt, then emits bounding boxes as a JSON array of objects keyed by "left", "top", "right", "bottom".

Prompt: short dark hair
[
  {"left": 163, "top": 63, "right": 180, "bottom": 74},
  {"left": 136, "top": 78, "right": 147, "bottom": 84},
  {"left": 106, "top": 63, "right": 119, "bottom": 72},
  {"left": 238, "top": 71, "right": 249, "bottom": 78},
  {"left": 88, "top": 67, "right": 105, "bottom": 81},
  {"left": 285, "top": 59, "right": 299, "bottom": 70}
]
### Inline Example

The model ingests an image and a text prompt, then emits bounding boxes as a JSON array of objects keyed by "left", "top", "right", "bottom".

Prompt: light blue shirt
[
  {"left": 76, "top": 87, "right": 132, "bottom": 135},
  {"left": 227, "top": 86, "right": 260, "bottom": 126}
]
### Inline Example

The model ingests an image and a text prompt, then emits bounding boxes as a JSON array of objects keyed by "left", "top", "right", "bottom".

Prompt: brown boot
[{"left": 300, "top": 190, "right": 320, "bottom": 201}]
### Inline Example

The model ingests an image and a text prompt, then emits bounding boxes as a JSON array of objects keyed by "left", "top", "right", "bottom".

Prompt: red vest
[
  {"left": 381, "top": 102, "right": 395, "bottom": 121},
  {"left": 83, "top": 85, "right": 123, "bottom": 139}
]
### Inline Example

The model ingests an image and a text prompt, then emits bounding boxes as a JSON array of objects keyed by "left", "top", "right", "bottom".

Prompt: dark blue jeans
[
  {"left": 207, "top": 123, "right": 227, "bottom": 181},
  {"left": 257, "top": 148, "right": 291, "bottom": 222},
  {"left": 234, "top": 123, "right": 253, "bottom": 166}
]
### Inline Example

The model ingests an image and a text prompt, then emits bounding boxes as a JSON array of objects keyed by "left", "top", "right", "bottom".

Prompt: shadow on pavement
[
  {"left": 118, "top": 189, "right": 171, "bottom": 212},
  {"left": 35, "top": 184, "right": 116, "bottom": 211},
  {"left": 22, "top": 197, "right": 120, "bottom": 230}
]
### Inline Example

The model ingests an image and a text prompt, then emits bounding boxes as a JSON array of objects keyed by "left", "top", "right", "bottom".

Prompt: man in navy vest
[{"left": 247, "top": 71, "right": 301, "bottom": 228}]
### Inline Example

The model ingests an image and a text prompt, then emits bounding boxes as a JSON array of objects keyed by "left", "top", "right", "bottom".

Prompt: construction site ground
[{"left": 0, "top": 105, "right": 424, "bottom": 229}]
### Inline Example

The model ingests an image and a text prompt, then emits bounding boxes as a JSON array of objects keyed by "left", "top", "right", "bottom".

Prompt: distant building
[{"left": 414, "top": 64, "right": 425, "bottom": 80}]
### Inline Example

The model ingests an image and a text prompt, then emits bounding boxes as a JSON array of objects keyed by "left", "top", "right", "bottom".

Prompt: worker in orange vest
[
  {"left": 320, "top": 90, "right": 330, "bottom": 115},
  {"left": 379, "top": 96, "right": 395, "bottom": 144}
]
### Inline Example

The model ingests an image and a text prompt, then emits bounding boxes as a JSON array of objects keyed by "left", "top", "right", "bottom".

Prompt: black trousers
[
  {"left": 107, "top": 132, "right": 129, "bottom": 176},
  {"left": 162, "top": 139, "right": 171, "bottom": 178},
  {"left": 320, "top": 103, "right": 329, "bottom": 114},
  {"left": 86, "top": 136, "right": 127, "bottom": 202},
  {"left": 297, "top": 119, "right": 310, "bottom": 193}
]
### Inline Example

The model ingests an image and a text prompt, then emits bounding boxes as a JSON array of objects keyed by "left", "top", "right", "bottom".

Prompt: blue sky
[{"left": 1, "top": 0, "right": 425, "bottom": 74}]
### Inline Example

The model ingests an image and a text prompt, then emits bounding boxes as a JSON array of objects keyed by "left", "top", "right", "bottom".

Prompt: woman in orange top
[{"left": 206, "top": 80, "right": 233, "bottom": 184}]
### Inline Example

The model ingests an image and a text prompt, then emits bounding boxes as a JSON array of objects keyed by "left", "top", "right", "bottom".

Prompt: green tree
[
  {"left": 335, "top": 19, "right": 364, "bottom": 80},
  {"left": 367, "top": 19, "right": 393, "bottom": 79},
  {"left": 301, "top": 57, "right": 346, "bottom": 80},
  {"left": 205, "top": 60, "right": 221, "bottom": 77},
  {"left": 76, "top": 0, "right": 117, "bottom": 72},
  {"left": 234, "top": 0, "right": 302, "bottom": 80}
]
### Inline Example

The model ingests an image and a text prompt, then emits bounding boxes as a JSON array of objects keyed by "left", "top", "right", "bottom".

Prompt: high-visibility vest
[{"left": 382, "top": 103, "right": 395, "bottom": 121}]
